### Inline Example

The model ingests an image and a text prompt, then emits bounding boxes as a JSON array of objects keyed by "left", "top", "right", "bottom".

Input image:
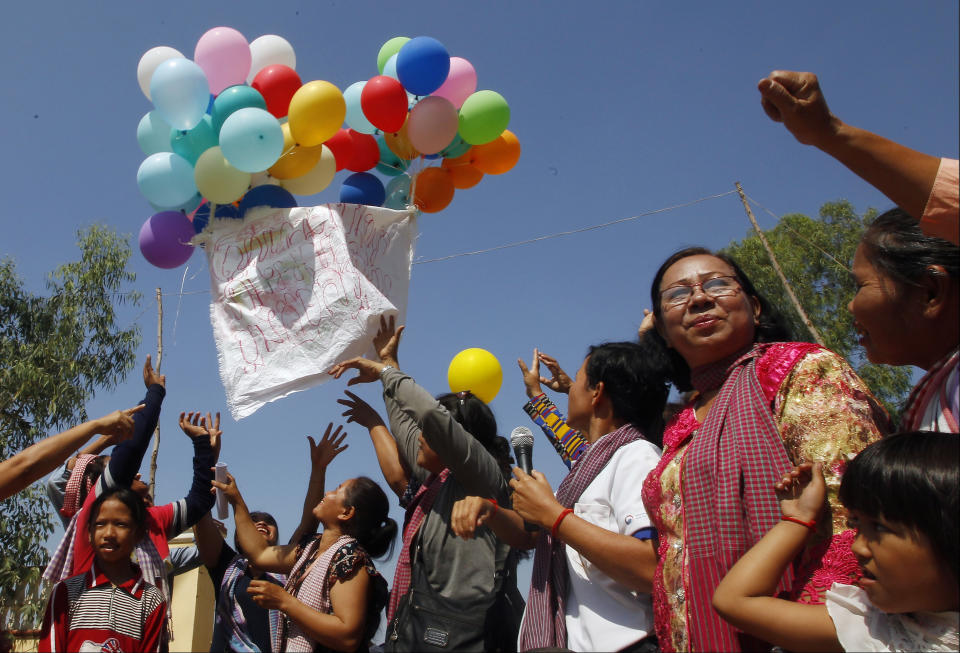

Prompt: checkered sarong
[
  {"left": 682, "top": 348, "right": 795, "bottom": 652},
  {"left": 386, "top": 469, "right": 450, "bottom": 622},
  {"left": 518, "top": 423, "right": 642, "bottom": 650}
]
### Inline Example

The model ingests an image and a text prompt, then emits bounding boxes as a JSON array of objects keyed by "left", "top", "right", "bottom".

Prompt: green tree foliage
[
  {"left": 0, "top": 225, "right": 140, "bottom": 630},
  {"left": 723, "top": 200, "right": 913, "bottom": 418}
]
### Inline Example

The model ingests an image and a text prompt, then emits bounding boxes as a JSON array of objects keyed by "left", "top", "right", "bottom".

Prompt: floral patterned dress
[{"left": 641, "top": 343, "right": 890, "bottom": 652}]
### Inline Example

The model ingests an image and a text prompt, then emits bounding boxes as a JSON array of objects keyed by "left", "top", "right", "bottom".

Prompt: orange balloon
[
  {"left": 383, "top": 119, "right": 420, "bottom": 161},
  {"left": 471, "top": 129, "right": 521, "bottom": 175},
  {"left": 442, "top": 155, "right": 483, "bottom": 189},
  {"left": 413, "top": 167, "right": 455, "bottom": 213}
]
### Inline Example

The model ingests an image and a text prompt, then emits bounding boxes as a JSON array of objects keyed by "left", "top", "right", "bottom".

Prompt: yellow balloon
[
  {"left": 280, "top": 146, "right": 337, "bottom": 195},
  {"left": 194, "top": 146, "right": 251, "bottom": 204},
  {"left": 269, "top": 123, "right": 324, "bottom": 179},
  {"left": 447, "top": 348, "right": 502, "bottom": 404},
  {"left": 288, "top": 80, "right": 346, "bottom": 147}
]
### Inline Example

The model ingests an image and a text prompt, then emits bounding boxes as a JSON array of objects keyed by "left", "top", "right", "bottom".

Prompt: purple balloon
[{"left": 139, "top": 211, "right": 195, "bottom": 268}]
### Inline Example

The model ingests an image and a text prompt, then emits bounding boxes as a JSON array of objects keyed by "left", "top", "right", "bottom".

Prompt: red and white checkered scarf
[
  {"left": 682, "top": 345, "right": 795, "bottom": 652},
  {"left": 518, "top": 423, "right": 642, "bottom": 651},
  {"left": 386, "top": 468, "right": 450, "bottom": 622}
]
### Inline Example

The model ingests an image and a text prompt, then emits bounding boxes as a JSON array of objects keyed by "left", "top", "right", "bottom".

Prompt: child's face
[
  {"left": 848, "top": 509, "right": 958, "bottom": 613},
  {"left": 90, "top": 497, "right": 140, "bottom": 565}
]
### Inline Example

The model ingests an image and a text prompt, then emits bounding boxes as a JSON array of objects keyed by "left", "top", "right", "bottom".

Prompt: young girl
[
  {"left": 39, "top": 487, "right": 167, "bottom": 653},
  {"left": 215, "top": 464, "right": 396, "bottom": 652},
  {"left": 713, "top": 432, "right": 959, "bottom": 651}
]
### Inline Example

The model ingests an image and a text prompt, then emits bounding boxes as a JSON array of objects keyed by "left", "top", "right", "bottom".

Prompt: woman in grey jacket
[{"left": 329, "top": 317, "right": 520, "bottom": 652}]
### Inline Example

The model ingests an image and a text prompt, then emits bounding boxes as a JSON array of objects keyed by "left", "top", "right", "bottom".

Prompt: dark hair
[
  {"left": 860, "top": 208, "right": 959, "bottom": 289},
  {"left": 436, "top": 391, "right": 514, "bottom": 474},
  {"left": 234, "top": 511, "right": 278, "bottom": 556},
  {"left": 649, "top": 247, "right": 793, "bottom": 391},
  {"left": 87, "top": 486, "right": 149, "bottom": 537},
  {"left": 584, "top": 340, "right": 670, "bottom": 447},
  {"left": 342, "top": 476, "right": 398, "bottom": 559},
  {"left": 839, "top": 432, "right": 959, "bottom": 584}
]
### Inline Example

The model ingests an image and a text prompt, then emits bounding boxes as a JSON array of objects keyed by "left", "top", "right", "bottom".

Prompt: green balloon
[
  {"left": 377, "top": 37, "right": 410, "bottom": 75},
  {"left": 458, "top": 90, "right": 510, "bottom": 145},
  {"left": 211, "top": 85, "right": 267, "bottom": 134},
  {"left": 170, "top": 116, "right": 217, "bottom": 165}
]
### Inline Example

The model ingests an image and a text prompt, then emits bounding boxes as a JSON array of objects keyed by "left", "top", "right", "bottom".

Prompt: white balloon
[
  {"left": 137, "top": 46, "right": 185, "bottom": 101},
  {"left": 247, "top": 35, "right": 296, "bottom": 83}
]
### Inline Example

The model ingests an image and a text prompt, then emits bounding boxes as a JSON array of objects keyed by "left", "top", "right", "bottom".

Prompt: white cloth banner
[{"left": 197, "top": 204, "right": 416, "bottom": 419}]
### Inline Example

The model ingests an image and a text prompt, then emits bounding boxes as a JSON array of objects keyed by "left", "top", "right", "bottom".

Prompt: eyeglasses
[{"left": 659, "top": 275, "right": 741, "bottom": 307}]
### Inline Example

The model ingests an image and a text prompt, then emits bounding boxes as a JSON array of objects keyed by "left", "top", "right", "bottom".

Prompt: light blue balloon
[
  {"left": 170, "top": 115, "right": 217, "bottom": 165},
  {"left": 137, "top": 110, "right": 173, "bottom": 156},
  {"left": 383, "top": 53, "right": 399, "bottom": 80},
  {"left": 440, "top": 133, "right": 471, "bottom": 159},
  {"left": 137, "top": 152, "right": 198, "bottom": 208},
  {"left": 150, "top": 58, "right": 210, "bottom": 131},
  {"left": 219, "top": 107, "right": 284, "bottom": 173},
  {"left": 343, "top": 81, "right": 377, "bottom": 135},
  {"left": 384, "top": 174, "right": 411, "bottom": 209},
  {"left": 211, "top": 85, "right": 267, "bottom": 134},
  {"left": 149, "top": 192, "right": 202, "bottom": 215}
]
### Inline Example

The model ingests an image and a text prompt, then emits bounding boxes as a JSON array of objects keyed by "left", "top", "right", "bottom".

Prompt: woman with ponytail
[{"left": 214, "top": 441, "right": 395, "bottom": 653}]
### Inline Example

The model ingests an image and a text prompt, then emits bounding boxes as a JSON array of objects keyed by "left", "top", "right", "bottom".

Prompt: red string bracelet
[
  {"left": 551, "top": 508, "right": 574, "bottom": 539},
  {"left": 782, "top": 515, "right": 816, "bottom": 530},
  {"left": 488, "top": 498, "right": 498, "bottom": 516}
]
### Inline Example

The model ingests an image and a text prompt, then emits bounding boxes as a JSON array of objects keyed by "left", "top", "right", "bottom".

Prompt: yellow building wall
[{"left": 168, "top": 531, "right": 216, "bottom": 652}]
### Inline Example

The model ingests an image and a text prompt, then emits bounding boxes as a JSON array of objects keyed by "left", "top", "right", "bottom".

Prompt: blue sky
[{"left": 2, "top": 1, "right": 957, "bottom": 600}]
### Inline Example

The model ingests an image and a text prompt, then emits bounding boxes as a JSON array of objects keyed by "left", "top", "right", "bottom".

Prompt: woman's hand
[
  {"left": 328, "top": 357, "right": 386, "bottom": 386},
  {"left": 309, "top": 423, "right": 348, "bottom": 469},
  {"left": 536, "top": 352, "right": 572, "bottom": 394},
  {"left": 143, "top": 355, "right": 166, "bottom": 388},
  {"left": 510, "top": 468, "right": 564, "bottom": 529},
  {"left": 179, "top": 411, "right": 223, "bottom": 460},
  {"left": 757, "top": 70, "right": 838, "bottom": 148},
  {"left": 247, "top": 581, "right": 292, "bottom": 611},
  {"left": 451, "top": 496, "right": 497, "bottom": 540},
  {"left": 374, "top": 314, "right": 404, "bottom": 369},
  {"left": 337, "top": 391, "right": 386, "bottom": 430},
  {"left": 776, "top": 462, "right": 826, "bottom": 524},
  {"left": 211, "top": 470, "right": 243, "bottom": 506},
  {"left": 517, "top": 349, "right": 544, "bottom": 399},
  {"left": 94, "top": 405, "right": 145, "bottom": 441}
]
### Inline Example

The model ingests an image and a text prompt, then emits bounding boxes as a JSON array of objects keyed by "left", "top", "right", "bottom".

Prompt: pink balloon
[
  {"left": 430, "top": 57, "right": 477, "bottom": 109},
  {"left": 407, "top": 96, "right": 458, "bottom": 155},
  {"left": 194, "top": 27, "right": 251, "bottom": 95}
]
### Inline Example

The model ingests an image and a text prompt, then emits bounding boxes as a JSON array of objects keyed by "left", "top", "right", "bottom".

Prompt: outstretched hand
[
  {"left": 537, "top": 352, "right": 573, "bottom": 394},
  {"left": 337, "top": 391, "right": 386, "bottom": 430},
  {"left": 308, "top": 423, "right": 348, "bottom": 469},
  {"left": 179, "top": 411, "right": 223, "bottom": 460},
  {"left": 328, "top": 357, "right": 386, "bottom": 386},
  {"left": 95, "top": 405, "right": 145, "bottom": 441},
  {"left": 374, "top": 314, "right": 404, "bottom": 368},
  {"left": 143, "top": 355, "right": 166, "bottom": 389},
  {"left": 775, "top": 462, "right": 826, "bottom": 525},
  {"left": 517, "top": 349, "right": 544, "bottom": 399},
  {"left": 757, "top": 70, "right": 838, "bottom": 147}
]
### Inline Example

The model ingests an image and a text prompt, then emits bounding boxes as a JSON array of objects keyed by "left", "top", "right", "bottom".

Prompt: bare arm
[
  {"left": 0, "top": 406, "right": 142, "bottom": 501},
  {"left": 194, "top": 511, "right": 225, "bottom": 568},
  {"left": 338, "top": 391, "right": 409, "bottom": 498},
  {"left": 713, "top": 463, "right": 842, "bottom": 652},
  {"left": 247, "top": 567, "right": 371, "bottom": 652},
  {"left": 288, "top": 425, "right": 348, "bottom": 545},
  {"left": 451, "top": 496, "right": 538, "bottom": 550},
  {"left": 758, "top": 70, "right": 942, "bottom": 220},
  {"left": 213, "top": 471, "right": 300, "bottom": 573}
]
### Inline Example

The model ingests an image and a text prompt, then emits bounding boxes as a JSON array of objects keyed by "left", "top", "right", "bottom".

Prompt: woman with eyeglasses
[
  {"left": 641, "top": 247, "right": 889, "bottom": 652},
  {"left": 328, "top": 316, "right": 521, "bottom": 652}
]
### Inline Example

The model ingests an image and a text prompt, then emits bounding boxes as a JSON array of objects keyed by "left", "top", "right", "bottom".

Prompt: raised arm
[
  {"left": 758, "top": 70, "right": 946, "bottom": 223},
  {"left": 1, "top": 405, "right": 142, "bottom": 502},
  {"left": 214, "top": 471, "right": 301, "bottom": 574},
  {"left": 518, "top": 350, "right": 586, "bottom": 468},
  {"left": 162, "top": 411, "right": 218, "bottom": 536},
  {"left": 338, "top": 390, "right": 409, "bottom": 497},
  {"left": 712, "top": 463, "right": 841, "bottom": 652},
  {"left": 288, "top": 425, "right": 348, "bottom": 545}
]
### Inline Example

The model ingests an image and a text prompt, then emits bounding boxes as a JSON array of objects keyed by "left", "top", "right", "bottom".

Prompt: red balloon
[
  {"left": 324, "top": 129, "right": 353, "bottom": 171},
  {"left": 360, "top": 75, "right": 408, "bottom": 132},
  {"left": 251, "top": 65, "right": 302, "bottom": 118},
  {"left": 345, "top": 130, "right": 380, "bottom": 172}
]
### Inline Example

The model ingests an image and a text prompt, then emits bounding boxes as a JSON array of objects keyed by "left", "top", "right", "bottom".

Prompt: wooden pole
[
  {"left": 148, "top": 288, "right": 163, "bottom": 499},
  {"left": 734, "top": 182, "right": 825, "bottom": 346}
]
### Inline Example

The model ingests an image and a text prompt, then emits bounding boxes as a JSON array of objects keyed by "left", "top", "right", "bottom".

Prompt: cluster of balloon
[
  {"left": 447, "top": 348, "right": 503, "bottom": 404},
  {"left": 135, "top": 29, "right": 519, "bottom": 269}
]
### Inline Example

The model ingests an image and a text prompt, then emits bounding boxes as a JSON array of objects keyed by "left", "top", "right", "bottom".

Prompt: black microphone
[{"left": 510, "top": 426, "right": 534, "bottom": 475}]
